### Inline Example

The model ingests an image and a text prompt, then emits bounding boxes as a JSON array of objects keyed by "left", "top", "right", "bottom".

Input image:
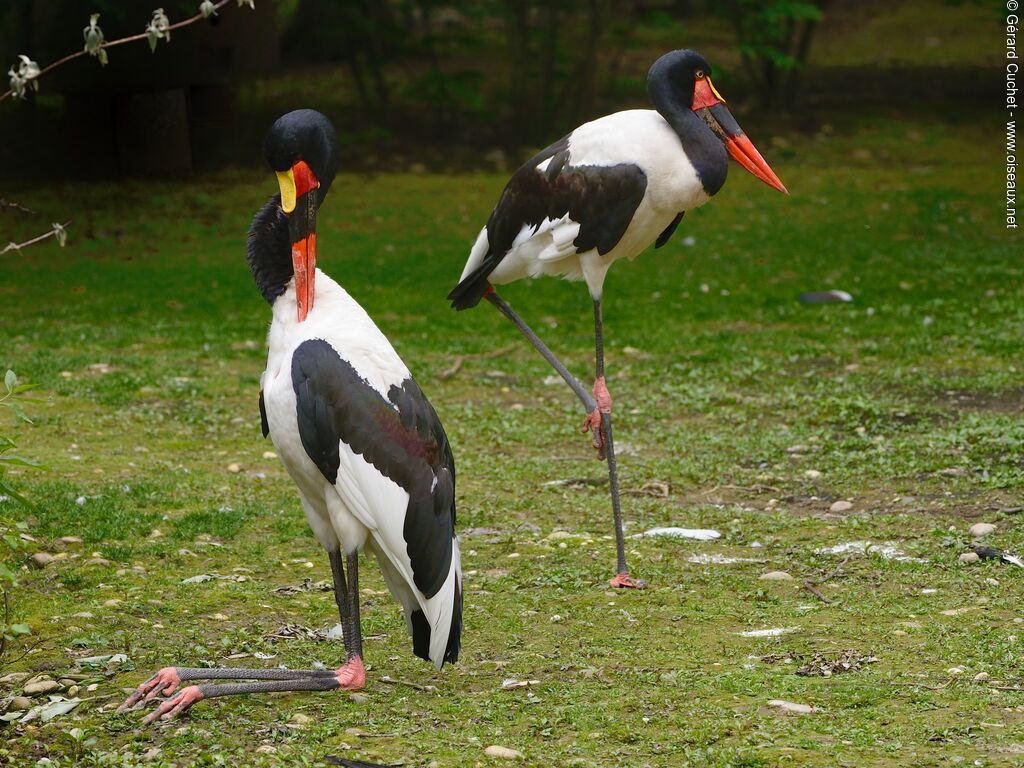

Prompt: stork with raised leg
[
  {"left": 448, "top": 50, "right": 787, "bottom": 589},
  {"left": 122, "top": 109, "right": 462, "bottom": 723}
]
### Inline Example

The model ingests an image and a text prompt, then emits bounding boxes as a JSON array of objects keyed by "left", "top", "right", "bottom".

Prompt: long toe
[
  {"left": 118, "top": 667, "right": 181, "bottom": 712},
  {"left": 141, "top": 685, "right": 204, "bottom": 724},
  {"left": 581, "top": 409, "right": 607, "bottom": 459}
]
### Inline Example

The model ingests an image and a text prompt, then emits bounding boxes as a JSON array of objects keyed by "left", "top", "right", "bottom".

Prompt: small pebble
[
  {"left": 84, "top": 557, "right": 112, "bottom": 567},
  {"left": 829, "top": 500, "right": 853, "bottom": 513},
  {"left": 804, "top": 469, "right": 822, "bottom": 479},
  {"left": 974, "top": 672, "right": 990, "bottom": 682},
  {"left": 10, "top": 696, "right": 32, "bottom": 711},
  {"left": 759, "top": 571, "right": 794, "bottom": 581},
  {"left": 30, "top": 552, "right": 55, "bottom": 568},
  {"left": 23, "top": 680, "right": 62, "bottom": 696},
  {"left": 0, "top": 673, "right": 31, "bottom": 685},
  {"left": 262, "top": 451, "right": 277, "bottom": 459},
  {"left": 103, "top": 599, "right": 122, "bottom": 608},
  {"left": 958, "top": 552, "right": 980, "bottom": 564},
  {"left": 767, "top": 699, "right": 815, "bottom": 715},
  {"left": 256, "top": 745, "right": 276, "bottom": 754},
  {"left": 227, "top": 463, "right": 242, "bottom": 474},
  {"left": 485, "top": 745, "right": 524, "bottom": 760},
  {"left": 59, "top": 536, "right": 83, "bottom": 546},
  {"left": 290, "top": 713, "right": 312, "bottom": 725},
  {"left": 969, "top": 523, "right": 996, "bottom": 537},
  {"left": 349, "top": 693, "right": 369, "bottom": 704},
  {"left": 947, "top": 666, "right": 965, "bottom": 675}
]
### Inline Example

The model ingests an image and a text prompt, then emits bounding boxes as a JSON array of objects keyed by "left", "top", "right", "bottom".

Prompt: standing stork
[
  {"left": 122, "top": 109, "right": 462, "bottom": 723},
  {"left": 448, "top": 50, "right": 787, "bottom": 589}
]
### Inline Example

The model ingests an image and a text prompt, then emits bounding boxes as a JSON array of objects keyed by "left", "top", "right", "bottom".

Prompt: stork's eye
[{"left": 695, "top": 70, "right": 705, "bottom": 79}]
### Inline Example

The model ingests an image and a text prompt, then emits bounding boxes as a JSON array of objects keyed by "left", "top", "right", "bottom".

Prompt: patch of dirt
[{"left": 936, "top": 387, "right": 1024, "bottom": 414}]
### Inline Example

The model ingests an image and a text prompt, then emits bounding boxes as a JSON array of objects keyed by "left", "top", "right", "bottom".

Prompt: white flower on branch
[
  {"left": 199, "top": 1, "right": 218, "bottom": 18},
  {"left": 51, "top": 223, "right": 68, "bottom": 248},
  {"left": 237, "top": 0, "right": 255, "bottom": 8},
  {"left": 7, "top": 55, "right": 40, "bottom": 99},
  {"left": 147, "top": 8, "right": 171, "bottom": 52},
  {"left": 83, "top": 14, "right": 108, "bottom": 66}
]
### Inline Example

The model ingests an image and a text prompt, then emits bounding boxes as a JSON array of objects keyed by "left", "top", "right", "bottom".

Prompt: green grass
[{"left": 0, "top": 108, "right": 1021, "bottom": 767}]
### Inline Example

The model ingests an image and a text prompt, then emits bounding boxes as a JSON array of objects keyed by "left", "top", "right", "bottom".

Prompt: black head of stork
[
  {"left": 647, "top": 49, "right": 787, "bottom": 195},
  {"left": 255, "top": 109, "right": 341, "bottom": 322}
]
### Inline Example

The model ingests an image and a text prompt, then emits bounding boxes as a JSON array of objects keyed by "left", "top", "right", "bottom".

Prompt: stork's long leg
[
  {"left": 485, "top": 290, "right": 645, "bottom": 588},
  {"left": 591, "top": 297, "right": 646, "bottom": 589},
  {"left": 120, "top": 548, "right": 367, "bottom": 723}
]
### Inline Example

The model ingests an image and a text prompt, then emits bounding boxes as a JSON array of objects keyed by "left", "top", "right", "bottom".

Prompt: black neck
[
  {"left": 648, "top": 79, "right": 728, "bottom": 197},
  {"left": 246, "top": 194, "right": 293, "bottom": 305}
]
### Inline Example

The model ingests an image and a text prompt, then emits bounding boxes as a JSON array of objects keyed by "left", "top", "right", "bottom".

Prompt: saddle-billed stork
[
  {"left": 448, "top": 50, "right": 787, "bottom": 589},
  {"left": 122, "top": 109, "right": 462, "bottom": 723}
]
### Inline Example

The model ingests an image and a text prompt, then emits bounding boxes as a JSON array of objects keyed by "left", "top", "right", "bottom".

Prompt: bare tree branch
[
  {"left": 2, "top": 221, "right": 72, "bottom": 254},
  {"left": 0, "top": 199, "right": 36, "bottom": 215},
  {"left": 1, "top": 0, "right": 245, "bottom": 103}
]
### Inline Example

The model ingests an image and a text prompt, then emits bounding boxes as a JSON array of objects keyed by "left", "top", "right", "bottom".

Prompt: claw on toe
[
  {"left": 118, "top": 667, "right": 181, "bottom": 713},
  {"left": 581, "top": 409, "right": 608, "bottom": 459},
  {"left": 609, "top": 572, "right": 648, "bottom": 589},
  {"left": 334, "top": 655, "right": 366, "bottom": 690},
  {"left": 141, "top": 685, "right": 204, "bottom": 724}
]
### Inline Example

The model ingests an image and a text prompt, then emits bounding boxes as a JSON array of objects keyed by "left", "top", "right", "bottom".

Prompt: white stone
[
  {"left": 767, "top": 699, "right": 815, "bottom": 714},
  {"left": 484, "top": 745, "right": 524, "bottom": 760},
  {"left": 829, "top": 500, "right": 853, "bottom": 513},
  {"left": 958, "top": 552, "right": 980, "bottom": 564},
  {"left": 759, "top": 571, "right": 794, "bottom": 581},
  {"left": 969, "top": 523, "right": 995, "bottom": 537}
]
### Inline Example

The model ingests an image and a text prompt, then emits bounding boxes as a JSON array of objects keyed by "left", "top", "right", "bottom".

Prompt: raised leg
[
  {"left": 591, "top": 298, "right": 646, "bottom": 589},
  {"left": 119, "top": 548, "right": 367, "bottom": 723},
  {"left": 486, "top": 290, "right": 603, "bottom": 450}
]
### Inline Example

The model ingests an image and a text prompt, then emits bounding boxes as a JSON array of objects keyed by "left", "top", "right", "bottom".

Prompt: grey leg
[{"left": 592, "top": 298, "right": 646, "bottom": 588}]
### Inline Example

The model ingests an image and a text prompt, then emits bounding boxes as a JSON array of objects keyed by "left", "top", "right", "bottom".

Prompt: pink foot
[
  {"left": 118, "top": 666, "right": 181, "bottom": 712},
  {"left": 609, "top": 572, "right": 648, "bottom": 589},
  {"left": 334, "top": 655, "right": 366, "bottom": 690},
  {"left": 142, "top": 685, "right": 204, "bottom": 724}
]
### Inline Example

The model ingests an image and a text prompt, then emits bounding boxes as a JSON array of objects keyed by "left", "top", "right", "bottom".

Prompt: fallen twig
[
  {"left": 801, "top": 579, "right": 832, "bottom": 604},
  {"left": 887, "top": 677, "right": 954, "bottom": 691},
  {"left": 436, "top": 344, "right": 516, "bottom": 380},
  {"left": 818, "top": 555, "right": 853, "bottom": 584},
  {"left": 379, "top": 675, "right": 436, "bottom": 692}
]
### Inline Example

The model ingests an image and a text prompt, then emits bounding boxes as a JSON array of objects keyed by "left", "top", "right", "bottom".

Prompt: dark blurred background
[{"left": 0, "top": 0, "right": 1001, "bottom": 180}]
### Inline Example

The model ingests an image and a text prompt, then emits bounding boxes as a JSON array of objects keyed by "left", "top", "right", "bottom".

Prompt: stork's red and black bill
[
  {"left": 277, "top": 159, "right": 321, "bottom": 322},
  {"left": 691, "top": 76, "right": 788, "bottom": 195}
]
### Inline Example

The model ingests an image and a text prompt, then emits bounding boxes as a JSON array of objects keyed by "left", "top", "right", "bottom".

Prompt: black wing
[
  {"left": 448, "top": 134, "right": 648, "bottom": 310},
  {"left": 655, "top": 211, "right": 685, "bottom": 248},
  {"left": 291, "top": 339, "right": 456, "bottom": 599},
  {"left": 259, "top": 390, "right": 270, "bottom": 438}
]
